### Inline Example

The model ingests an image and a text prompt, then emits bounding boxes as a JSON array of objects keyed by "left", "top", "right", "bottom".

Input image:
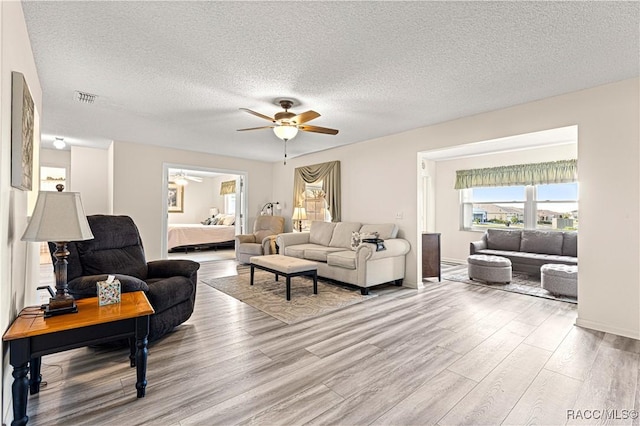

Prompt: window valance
[
  {"left": 454, "top": 159, "right": 577, "bottom": 189},
  {"left": 293, "top": 161, "right": 341, "bottom": 222},
  {"left": 220, "top": 180, "right": 236, "bottom": 195}
]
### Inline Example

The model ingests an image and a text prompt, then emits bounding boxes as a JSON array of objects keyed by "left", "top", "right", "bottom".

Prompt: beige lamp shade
[
  {"left": 292, "top": 207, "right": 307, "bottom": 221},
  {"left": 21, "top": 191, "right": 94, "bottom": 242}
]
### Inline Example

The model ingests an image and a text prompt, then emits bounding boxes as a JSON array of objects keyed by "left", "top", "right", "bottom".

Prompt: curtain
[
  {"left": 293, "top": 161, "right": 341, "bottom": 222},
  {"left": 454, "top": 159, "right": 577, "bottom": 189},
  {"left": 220, "top": 180, "right": 236, "bottom": 195}
]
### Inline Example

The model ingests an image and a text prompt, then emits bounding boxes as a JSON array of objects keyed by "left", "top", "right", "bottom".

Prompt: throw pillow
[
  {"left": 201, "top": 218, "right": 212, "bottom": 225},
  {"left": 222, "top": 215, "right": 236, "bottom": 226},
  {"left": 209, "top": 216, "right": 220, "bottom": 225},
  {"left": 350, "top": 231, "right": 379, "bottom": 251}
]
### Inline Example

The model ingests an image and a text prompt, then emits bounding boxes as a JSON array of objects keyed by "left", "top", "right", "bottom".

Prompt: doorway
[{"left": 161, "top": 163, "right": 247, "bottom": 262}]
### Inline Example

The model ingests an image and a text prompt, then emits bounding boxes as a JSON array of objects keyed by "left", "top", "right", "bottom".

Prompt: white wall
[
  {"left": 112, "top": 140, "right": 274, "bottom": 260},
  {"left": 273, "top": 78, "right": 640, "bottom": 339},
  {"left": 167, "top": 176, "right": 220, "bottom": 224},
  {"left": 0, "top": 3, "right": 42, "bottom": 424},
  {"left": 70, "top": 145, "right": 110, "bottom": 215},
  {"left": 434, "top": 143, "right": 577, "bottom": 262}
]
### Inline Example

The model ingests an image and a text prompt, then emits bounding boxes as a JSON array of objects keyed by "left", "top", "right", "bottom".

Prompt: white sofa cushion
[
  {"left": 305, "top": 246, "right": 345, "bottom": 262},
  {"left": 284, "top": 243, "right": 325, "bottom": 259},
  {"left": 327, "top": 250, "right": 356, "bottom": 270},
  {"left": 360, "top": 223, "right": 398, "bottom": 239},
  {"left": 309, "top": 221, "right": 337, "bottom": 246},
  {"left": 329, "top": 222, "right": 362, "bottom": 248}
]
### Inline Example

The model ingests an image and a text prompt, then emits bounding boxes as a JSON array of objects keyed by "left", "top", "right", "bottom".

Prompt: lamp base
[{"left": 43, "top": 298, "right": 78, "bottom": 318}]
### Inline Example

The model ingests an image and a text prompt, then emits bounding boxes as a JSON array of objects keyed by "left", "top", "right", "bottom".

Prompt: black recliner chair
[{"left": 49, "top": 215, "right": 199, "bottom": 341}]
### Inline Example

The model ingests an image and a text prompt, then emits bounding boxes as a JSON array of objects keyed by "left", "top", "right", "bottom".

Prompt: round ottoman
[
  {"left": 467, "top": 254, "right": 512, "bottom": 284},
  {"left": 541, "top": 264, "right": 578, "bottom": 298}
]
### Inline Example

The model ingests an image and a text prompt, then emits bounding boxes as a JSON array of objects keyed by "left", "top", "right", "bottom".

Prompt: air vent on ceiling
[{"left": 74, "top": 91, "right": 98, "bottom": 104}]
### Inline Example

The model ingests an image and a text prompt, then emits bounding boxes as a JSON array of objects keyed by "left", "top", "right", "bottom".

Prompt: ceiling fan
[
  {"left": 238, "top": 99, "right": 339, "bottom": 164},
  {"left": 169, "top": 171, "right": 202, "bottom": 186}
]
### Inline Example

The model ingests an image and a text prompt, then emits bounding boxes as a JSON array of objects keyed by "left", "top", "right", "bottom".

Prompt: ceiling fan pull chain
[{"left": 284, "top": 139, "right": 287, "bottom": 165}]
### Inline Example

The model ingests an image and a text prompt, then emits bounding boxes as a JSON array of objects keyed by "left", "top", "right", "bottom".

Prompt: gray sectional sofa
[
  {"left": 276, "top": 221, "right": 410, "bottom": 294},
  {"left": 470, "top": 228, "right": 577, "bottom": 275}
]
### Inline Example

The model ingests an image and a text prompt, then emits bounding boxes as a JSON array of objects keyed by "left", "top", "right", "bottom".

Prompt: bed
[{"left": 168, "top": 224, "right": 236, "bottom": 252}]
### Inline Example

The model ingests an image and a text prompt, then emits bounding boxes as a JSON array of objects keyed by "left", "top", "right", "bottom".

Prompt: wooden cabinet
[{"left": 422, "top": 233, "right": 441, "bottom": 281}]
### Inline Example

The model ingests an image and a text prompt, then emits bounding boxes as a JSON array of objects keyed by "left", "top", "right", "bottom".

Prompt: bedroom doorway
[{"left": 161, "top": 163, "right": 247, "bottom": 262}]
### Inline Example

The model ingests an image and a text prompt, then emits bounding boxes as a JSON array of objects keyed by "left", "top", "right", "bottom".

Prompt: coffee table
[{"left": 250, "top": 255, "right": 318, "bottom": 301}]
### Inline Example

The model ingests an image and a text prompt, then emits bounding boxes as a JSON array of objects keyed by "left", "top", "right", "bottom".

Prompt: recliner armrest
[
  {"left": 68, "top": 274, "right": 149, "bottom": 298},
  {"left": 147, "top": 259, "right": 200, "bottom": 279},
  {"left": 236, "top": 234, "right": 257, "bottom": 244}
]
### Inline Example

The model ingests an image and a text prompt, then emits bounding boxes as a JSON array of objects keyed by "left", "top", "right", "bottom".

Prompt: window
[
  {"left": 300, "top": 181, "right": 332, "bottom": 231},
  {"left": 224, "top": 193, "right": 236, "bottom": 215},
  {"left": 462, "top": 182, "right": 578, "bottom": 231}
]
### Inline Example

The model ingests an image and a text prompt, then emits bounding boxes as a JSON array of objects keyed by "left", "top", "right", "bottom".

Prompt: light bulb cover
[
  {"left": 53, "top": 138, "right": 66, "bottom": 150},
  {"left": 174, "top": 176, "right": 188, "bottom": 186},
  {"left": 273, "top": 124, "right": 298, "bottom": 141}
]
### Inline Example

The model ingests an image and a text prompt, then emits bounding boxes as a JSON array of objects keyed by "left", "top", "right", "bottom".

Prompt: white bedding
[{"left": 168, "top": 224, "right": 235, "bottom": 250}]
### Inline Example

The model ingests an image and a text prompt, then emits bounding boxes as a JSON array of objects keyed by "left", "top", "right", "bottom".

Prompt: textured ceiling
[{"left": 22, "top": 1, "right": 639, "bottom": 162}]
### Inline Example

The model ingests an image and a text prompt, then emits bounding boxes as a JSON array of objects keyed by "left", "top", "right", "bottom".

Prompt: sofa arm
[
  {"left": 276, "top": 232, "right": 310, "bottom": 253},
  {"left": 470, "top": 239, "right": 487, "bottom": 255},
  {"left": 147, "top": 259, "right": 200, "bottom": 279},
  {"left": 356, "top": 238, "right": 410, "bottom": 264}
]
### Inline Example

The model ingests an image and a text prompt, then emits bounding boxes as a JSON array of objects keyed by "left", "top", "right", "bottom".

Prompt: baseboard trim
[
  {"left": 441, "top": 257, "right": 466, "bottom": 265},
  {"left": 575, "top": 317, "right": 640, "bottom": 340}
]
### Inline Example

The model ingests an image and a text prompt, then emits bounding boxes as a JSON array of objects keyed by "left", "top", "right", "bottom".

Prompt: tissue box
[{"left": 97, "top": 279, "right": 121, "bottom": 306}]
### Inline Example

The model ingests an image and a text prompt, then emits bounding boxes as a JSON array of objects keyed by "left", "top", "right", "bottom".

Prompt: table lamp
[
  {"left": 21, "top": 185, "right": 94, "bottom": 317},
  {"left": 292, "top": 206, "right": 307, "bottom": 232}
]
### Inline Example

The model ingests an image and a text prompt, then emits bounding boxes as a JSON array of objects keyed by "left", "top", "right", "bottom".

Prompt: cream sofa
[{"left": 276, "top": 221, "right": 410, "bottom": 295}]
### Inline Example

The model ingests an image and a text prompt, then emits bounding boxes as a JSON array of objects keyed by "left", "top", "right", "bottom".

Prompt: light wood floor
[{"left": 27, "top": 260, "right": 640, "bottom": 425}]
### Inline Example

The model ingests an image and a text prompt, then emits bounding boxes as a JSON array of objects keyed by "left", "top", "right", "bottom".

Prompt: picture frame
[
  {"left": 168, "top": 182, "right": 184, "bottom": 213},
  {"left": 11, "top": 71, "right": 35, "bottom": 191}
]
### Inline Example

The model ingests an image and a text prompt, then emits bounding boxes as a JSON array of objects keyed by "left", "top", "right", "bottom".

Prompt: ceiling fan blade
[
  {"left": 187, "top": 176, "right": 203, "bottom": 182},
  {"left": 292, "top": 110, "right": 320, "bottom": 125},
  {"left": 237, "top": 126, "right": 275, "bottom": 131},
  {"left": 239, "top": 108, "right": 275, "bottom": 122},
  {"left": 298, "top": 125, "right": 339, "bottom": 135}
]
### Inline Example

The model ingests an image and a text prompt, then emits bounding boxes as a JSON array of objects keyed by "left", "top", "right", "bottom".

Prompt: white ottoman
[
  {"left": 541, "top": 264, "right": 578, "bottom": 298},
  {"left": 467, "top": 254, "right": 512, "bottom": 284}
]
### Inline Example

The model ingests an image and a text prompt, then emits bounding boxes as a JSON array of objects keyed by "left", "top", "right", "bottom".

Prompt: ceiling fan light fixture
[
  {"left": 53, "top": 137, "right": 66, "bottom": 150},
  {"left": 174, "top": 175, "right": 189, "bottom": 186},
  {"left": 273, "top": 124, "right": 298, "bottom": 141}
]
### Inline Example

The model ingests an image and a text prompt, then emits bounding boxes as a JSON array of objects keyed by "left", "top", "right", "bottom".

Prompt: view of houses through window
[{"left": 461, "top": 182, "right": 578, "bottom": 231}]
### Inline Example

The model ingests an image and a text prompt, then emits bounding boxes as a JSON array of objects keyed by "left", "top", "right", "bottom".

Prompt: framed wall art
[
  {"left": 11, "top": 71, "right": 35, "bottom": 191},
  {"left": 168, "top": 182, "right": 184, "bottom": 213}
]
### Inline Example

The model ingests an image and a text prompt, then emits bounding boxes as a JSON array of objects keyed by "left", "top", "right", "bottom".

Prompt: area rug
[
  {"left": 201, "top": 270, "right": 376, "bottom": 324},
  {"left": 442, "top": 265, "right": 577, "bottom": 304}
]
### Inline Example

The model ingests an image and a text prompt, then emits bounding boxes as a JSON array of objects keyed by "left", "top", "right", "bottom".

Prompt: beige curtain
[
  {"left": 220, "top": 180, "right": 236, "bottom": 195},
  {"left": 454, "top": 159, "right": 577, "bottom": 189},
  {"left": 293, "top": 161, "right": 341, "bottom": 222}
]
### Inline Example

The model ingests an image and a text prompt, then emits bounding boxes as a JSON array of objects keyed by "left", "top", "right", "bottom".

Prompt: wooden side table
[{"left": 3, "top": 291, "right": 154, "bottom": 426}]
